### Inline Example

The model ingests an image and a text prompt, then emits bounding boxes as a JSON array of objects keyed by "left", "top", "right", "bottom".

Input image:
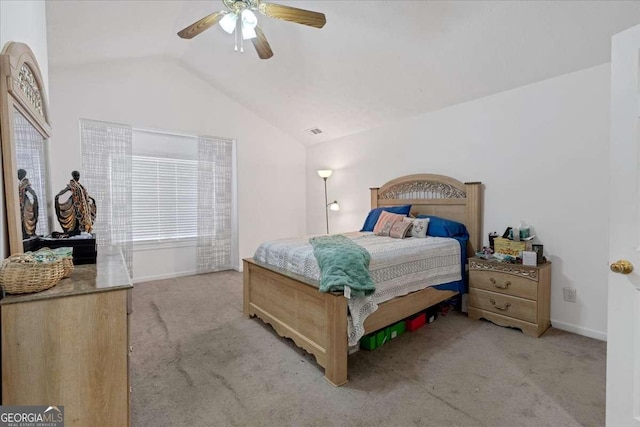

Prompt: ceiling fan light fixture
[
  {"left": 219, "top": 12, "right": 237, "bottom": 34},
  {"left": 241, "top": 9, "right": 258, "bottom": 40},
  {"left": 242, "top": 26, "right": 257, "bottom": 40},
  {"left": 177, "top": 0, "right": 326, "bottom": 60},
  {"left": 241, "top": 9, "right": 258, "bottom": 27}
]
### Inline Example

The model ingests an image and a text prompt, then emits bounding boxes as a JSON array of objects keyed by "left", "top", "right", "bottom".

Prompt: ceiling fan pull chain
[
  {"left": 233, "top": 14, "right": 238, "bottom": 52},
  {"left": 238, "top": 14, "right": 244, "bottom": 53}
]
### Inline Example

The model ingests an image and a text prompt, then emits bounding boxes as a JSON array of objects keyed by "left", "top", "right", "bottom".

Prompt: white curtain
[
  {"left": 197, "top": 136, "right": 233, "bottom": 273},
  {"left": 80, "top": 119, "right": 133, "bottom": 275}
]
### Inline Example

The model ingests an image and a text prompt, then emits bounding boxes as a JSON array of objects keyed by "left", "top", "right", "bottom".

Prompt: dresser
[
  {"left": 1, "top": 251, "right": 132, "bottom": 426},
  {"left": 468, "top": 257, "right": 551, "bottom": 337}
]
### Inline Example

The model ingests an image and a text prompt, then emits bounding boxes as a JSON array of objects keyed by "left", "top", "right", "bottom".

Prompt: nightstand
[{"left": 468, "top": 257, "right": 551, "bottom": 337}]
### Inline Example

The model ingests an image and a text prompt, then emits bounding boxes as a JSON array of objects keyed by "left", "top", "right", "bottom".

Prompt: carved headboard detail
[{"left": 371, "top": 174, "right": 483, "bottom": 255}]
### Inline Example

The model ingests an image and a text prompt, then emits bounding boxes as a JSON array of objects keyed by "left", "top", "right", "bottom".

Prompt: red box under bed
[{"left": 406, "top": 312, "right": 426, "bottom": 331}]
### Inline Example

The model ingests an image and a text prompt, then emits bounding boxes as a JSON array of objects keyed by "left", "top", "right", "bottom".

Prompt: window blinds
[{"left": 131, "top": 155, "right": 198, "bottom": 242}]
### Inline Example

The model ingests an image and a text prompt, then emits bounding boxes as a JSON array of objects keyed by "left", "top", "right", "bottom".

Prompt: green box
[
  {"left": 376, "top": 328, "right": 390, "bottom": 347},
  {"left": 360, "top": 333, "right": 377, "bottom": 351},
  {"left": 389, "top": 321, "right": 406, "bottom": 339}
]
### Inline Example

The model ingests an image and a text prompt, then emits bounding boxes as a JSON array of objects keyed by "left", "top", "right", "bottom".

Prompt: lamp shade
[
  {"left": 317, "top": 169, "right": 333, "bottom": 179},
  {"left": 328, "top": 201, "right": 340, "bottom": 211},
  {"left": 241, "top": 9, "right": 258, "bottom": 40},
  {"left": 219, "top": 12, "right": 237, "bottom": 34}
]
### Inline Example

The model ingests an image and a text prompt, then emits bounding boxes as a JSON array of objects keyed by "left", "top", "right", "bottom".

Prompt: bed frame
[{"left": 243, "top": 174, "right": 482, "bottom": 386}]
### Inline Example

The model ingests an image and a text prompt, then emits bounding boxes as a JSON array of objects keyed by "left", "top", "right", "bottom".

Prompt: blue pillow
[
  {"left": 417, "top": 215, "right": 469, "bottom": 238},
  {"left": 361, "top": 205, "right": 412, "bottom": 232}
]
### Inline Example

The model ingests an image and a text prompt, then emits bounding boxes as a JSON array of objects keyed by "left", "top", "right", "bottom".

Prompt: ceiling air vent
[{"left": 306, "top": 127, "right": 323, "bottom": 135}]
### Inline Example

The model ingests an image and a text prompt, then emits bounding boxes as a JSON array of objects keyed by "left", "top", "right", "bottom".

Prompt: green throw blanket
[{"left": 309, "top": 234, "right": 375, "bottom": 297}]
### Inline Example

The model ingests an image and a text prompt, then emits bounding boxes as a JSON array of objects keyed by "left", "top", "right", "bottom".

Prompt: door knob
[{"left": 610, "top": 260, "right": 633, "bottom": 274}]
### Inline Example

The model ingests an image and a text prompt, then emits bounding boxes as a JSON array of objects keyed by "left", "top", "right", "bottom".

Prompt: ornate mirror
[{"left": 0, "top": 42, "right": 52, "bottom": 254}]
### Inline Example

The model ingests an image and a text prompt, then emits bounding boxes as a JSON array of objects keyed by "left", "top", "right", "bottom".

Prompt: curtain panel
[
  {"left": 80, "top": 119, "right": 133, "bottom": 275},
  {"left": 197, "top": 136, "right": 233, "bottom": 273}
]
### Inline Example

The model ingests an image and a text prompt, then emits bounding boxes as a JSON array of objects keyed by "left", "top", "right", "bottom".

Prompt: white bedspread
[{"left": 253, "top": 232, "right": 461, "bottom": 346}]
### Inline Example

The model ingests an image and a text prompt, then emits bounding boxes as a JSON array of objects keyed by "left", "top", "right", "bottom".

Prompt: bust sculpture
[
  {"left": 18, "top": 168, "right": 38, "bottom": 239},
  {"left": 55, "top": 170, "right": 96, "bottom": 235}
]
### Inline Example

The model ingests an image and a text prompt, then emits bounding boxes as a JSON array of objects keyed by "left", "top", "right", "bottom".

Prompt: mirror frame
[{"left": 0, "top": 42, "right": 52, "bottom": 255}]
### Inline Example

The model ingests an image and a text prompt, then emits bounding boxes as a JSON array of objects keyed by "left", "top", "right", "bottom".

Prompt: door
[{"left": 607, "top": 24, "right": 640, "bottom": 426}]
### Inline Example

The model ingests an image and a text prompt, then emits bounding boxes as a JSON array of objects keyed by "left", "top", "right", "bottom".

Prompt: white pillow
[{"left": 403, "top": 217, "right": 430, "bottom": 238}]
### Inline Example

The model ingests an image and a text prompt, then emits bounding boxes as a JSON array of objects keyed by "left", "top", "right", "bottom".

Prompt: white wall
[
  {"left": 0, "top": 0, "right": 49, "bottom": 259},
  {"left": 307, "top": 63, "right": 611, "bottom": 340},
  {"left": 0, "top": 1, "right": 49, "bottom": 91},
  {"left": 49, "top": 57, "right": 306, "bottom": 282}
]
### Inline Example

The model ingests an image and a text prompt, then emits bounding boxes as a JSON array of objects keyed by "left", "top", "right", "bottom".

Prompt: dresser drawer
[
  {"left": 469, "top": 288, "right": 537, "bottom": 323},
  {"left": 470, "top": 270, "right": 537, "bottom": 300}
]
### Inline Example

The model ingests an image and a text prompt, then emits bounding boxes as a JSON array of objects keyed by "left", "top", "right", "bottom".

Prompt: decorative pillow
[
  {"left": 403, "top": 217, "right": 430, "bottom": 238},
  {"left": 373, "top": 211, "right": 407, "bottom": 234},
  {"left": 374, "top": 219, "right": 395, "bottom": 237},
  {"left": 416, "top": 215, "right": 468, "bottom": 238},
  {"left": 389, "top": 220, "right": 412, "bottom": 239},
  {"left": 360, "top": 205, "right": 412, "bottom": 232}
]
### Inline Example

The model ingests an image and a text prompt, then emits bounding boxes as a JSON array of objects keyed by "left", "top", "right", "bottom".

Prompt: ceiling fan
[{"left": 177, "top": 0, "right": 326, "bottom": 60}]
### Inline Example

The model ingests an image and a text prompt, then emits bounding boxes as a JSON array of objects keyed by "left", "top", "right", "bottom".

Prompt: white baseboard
[
  {"left": 133, "top": 270, "right": 198, "bottom": 284},
  {"left": 551, "top": 319, "right": 607, "bottom": 341},
  {"left": 133, "top": 266, "right": 243, "bottom": 284}
]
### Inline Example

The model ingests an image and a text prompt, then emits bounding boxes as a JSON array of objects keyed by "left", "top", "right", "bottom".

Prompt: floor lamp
[{"left": 317, "top": 170, "right": 339, "bottom": 234}]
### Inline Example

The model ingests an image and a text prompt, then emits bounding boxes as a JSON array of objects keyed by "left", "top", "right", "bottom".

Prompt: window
[
  {"left": 81, "top": 121, "right": 235, "bottom": 274},
  {"left": 131, "top": 155, "right": 198, "bottom": 242},
  {"left": 131, "top": 129, "right": 198, "bottom": 243}
]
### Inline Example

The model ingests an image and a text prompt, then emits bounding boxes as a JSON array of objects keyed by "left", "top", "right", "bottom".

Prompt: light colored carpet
[{"left": 130, "top": 271, "right": 605, "bottom": 427}]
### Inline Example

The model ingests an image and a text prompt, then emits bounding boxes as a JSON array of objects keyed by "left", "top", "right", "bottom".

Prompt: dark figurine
[
  {"left": 18, "top": 168, "right": 39, "bottom": 239},
  {"left": 55, "top": 170, "right": 96, "bottom": 236}
]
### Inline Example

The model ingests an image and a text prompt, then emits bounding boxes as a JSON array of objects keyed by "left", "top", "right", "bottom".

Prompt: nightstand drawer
[
  {"left": 469, "top": 288, "right": 537, "bottom": 323},
  {"left": 469, "top": 270, "right": 537, "bottom": 300}
]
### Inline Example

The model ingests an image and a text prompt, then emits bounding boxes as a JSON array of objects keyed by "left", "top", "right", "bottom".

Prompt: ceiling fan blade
[
  {"left": 252, "top": 27, "right": 274, "bottom": 60},
  {"left": 178, "top": 11, "right": 226, "bottom": 39},
  {"left": 258, "top": 2, "right": 326, "bottom": 29}
]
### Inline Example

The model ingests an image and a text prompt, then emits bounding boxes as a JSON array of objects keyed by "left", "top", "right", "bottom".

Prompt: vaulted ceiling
[{"left": 47, "top": 1, "right": 640, "bottom": 145}]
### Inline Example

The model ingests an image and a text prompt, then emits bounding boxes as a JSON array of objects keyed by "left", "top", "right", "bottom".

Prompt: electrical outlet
[{"left": 563, "top": 287, "right": 577, "bottom": 303}]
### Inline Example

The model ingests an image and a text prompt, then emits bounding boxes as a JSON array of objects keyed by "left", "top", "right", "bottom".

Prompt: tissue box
[
  {"left": 493, "top": 237, "right": 526, "bottom": 257},
  {"left": 522, "top": 251, "right": 537, "bottom": 266}
]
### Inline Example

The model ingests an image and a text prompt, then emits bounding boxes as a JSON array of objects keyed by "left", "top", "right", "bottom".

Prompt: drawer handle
[
  {"left": 489, "top": 298, "right": 511, "bottom": 311},
  {"left": 489, "top": 277, "right": 511, "bottom": 289}
]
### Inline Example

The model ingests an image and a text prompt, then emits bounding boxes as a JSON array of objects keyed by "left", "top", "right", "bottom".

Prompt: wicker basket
[
  {"left": 0, "top": 252, "right": 65, "bottom": 294},
  {"left": 61, "top": 257, "right": 74, "bottom": 278},
  {"left": 39, "top": 247, "right": 74, "bottom": 279}
]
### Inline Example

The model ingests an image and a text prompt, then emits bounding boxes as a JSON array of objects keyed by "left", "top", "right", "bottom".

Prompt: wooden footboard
[
  {"left": 243, "top": 258, "right": 457, "bottom": 386},
  {"left": 243, "top": 258, "right": 349, "bottom": 386}
]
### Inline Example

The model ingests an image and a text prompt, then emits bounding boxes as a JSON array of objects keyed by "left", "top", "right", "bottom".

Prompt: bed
[{"left": 243, "top": 173, "right": 483, "bottom": 386}]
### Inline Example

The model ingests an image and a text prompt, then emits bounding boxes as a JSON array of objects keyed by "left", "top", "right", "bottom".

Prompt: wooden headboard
[{"left": 370, "top": 174, "right": 483, "bottom": 255}]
